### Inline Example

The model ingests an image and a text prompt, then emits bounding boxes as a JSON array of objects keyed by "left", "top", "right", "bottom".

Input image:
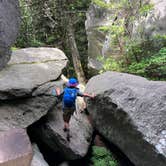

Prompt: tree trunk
[{"left": 67, "top": 16, "right": 86, "bottom": 85}]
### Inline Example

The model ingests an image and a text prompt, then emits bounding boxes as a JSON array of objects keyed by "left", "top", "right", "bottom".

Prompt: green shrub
[
  {"left": 127, "top": 47, "right": 166, "bottom": 80},
  {"left": 98, "top": 56, "right": 122, "bottom": 73},
  {"left": 125, "top": 35, "right": 166, "bottom": 63},
  {"left": 91, "top": 146, "right": 118, "bottom": 166}
]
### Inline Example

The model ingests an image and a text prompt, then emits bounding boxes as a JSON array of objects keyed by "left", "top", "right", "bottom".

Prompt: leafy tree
[{"left": 16, "top": 0, "right": 91, "bottom": 82}]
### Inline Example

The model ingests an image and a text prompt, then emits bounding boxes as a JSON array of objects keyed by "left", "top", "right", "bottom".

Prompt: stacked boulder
[
  {"left": 0, "top": 47, "right": 68, "bottom": 165},
  {"left": 0, "top": 47, "right": 67, "bottom": 130},
  {"left": 0, "top": 47, "right": 93, "bottom": 165}
]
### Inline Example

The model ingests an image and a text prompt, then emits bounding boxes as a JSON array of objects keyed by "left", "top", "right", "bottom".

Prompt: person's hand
[
  {"left": 56, "top": 87, "right": 61, "bottom": 96},
  {"left": 90, "top": 93, "right": 95, "bottom": 99}
]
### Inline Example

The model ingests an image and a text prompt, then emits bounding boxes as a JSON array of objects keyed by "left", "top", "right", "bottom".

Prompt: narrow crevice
[{"left": 92, "top": 130, "right": 135, "bottom": 166}]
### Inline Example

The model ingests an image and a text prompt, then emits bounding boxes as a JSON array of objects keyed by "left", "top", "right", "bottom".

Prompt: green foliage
[
  {"left": 127, "top": 47, "right": 166, "bottom": 80},
  {"left": 98, "top": 56, "right": 122, "bottom": 73},
  {"left": 125, "top": 35, "right": 166, "bottom": 62},
  {"left": 92, "top": 0, "right": 110, "bottom": 8},
  {"left": 139, "top": 4, "right": 154, "bottom": 16},
  {"left": 98, "top": 26, "right": 110, "bottom": 33},
  {"left": 16, "top": 0, "right": 91, "bottom": 78},
  {"left": 98, "top": 36, "right": 166, "bottom": 80},
  {"left": 11, "top": 47, "right": 18, "bottom": 51},
  {"left": 91, "top": 146, "right": 118, "bottom": 166}
]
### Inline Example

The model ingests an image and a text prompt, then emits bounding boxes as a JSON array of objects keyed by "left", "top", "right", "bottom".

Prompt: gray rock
[
  {"left": 132, "top": 0, "right": 166, "bottom": 38},
  {"left": 85, "top": 71, "right": 166, "bottom": 166},
  {"left": 0, "top": 49, "right": 67, "bottom": 130},
  {"left": 31, "top": 144, "right": 49, "bottom": 166},
  {"left": 0, "top": 0, "right": 20, "bottom": 70},
  {"left": 85, "top": 1, "right": 166, "bottom": 74},
  {"left": 58, "top": 162, "right": 69, "bottom": 166},
  {"left": 33, "top": 104, "right": 93, "bottom": 160},
  {"left": 85, "top": 3, "right": 113, "bottom": 72},
  {"left": 0, "top": 95, "right": 56, "bottom": 131},
  {"left": 0, "top": 80, "right": 64, "bottom": 131},
  {"left": 0, "top": 128, "right": 32, "bottom": 166},
  {"left": 0, "top": 47, "right": 68, "bottom": 100}
]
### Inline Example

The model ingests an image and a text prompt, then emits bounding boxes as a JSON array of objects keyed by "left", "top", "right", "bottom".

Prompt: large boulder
[
  {"left": 0, "top": 47, "right": 67, "bottom": 100},
  {"left": 32, "top": 104, "right": 93, "bottom": 160},
  {"left": 0, "top": 128, "right": 32, "bottom": 166},
  {"left": 0, "top": 47, "right": 67, "bottom": 131},
  {"left": 85, "top": 71, "right": 166, "bottom": 166},
  {"left": 0, "top": 0, "right": 20, "bottom": 70},
  {"left": 31, "top": 144, "right": 49, "bottom": 166}
]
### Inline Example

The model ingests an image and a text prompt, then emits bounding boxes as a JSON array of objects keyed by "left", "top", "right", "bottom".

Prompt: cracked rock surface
[
  {"left": 85, "top": 71, "right": 166, "bottom": 166},
  {"left": 0, "top": 47, "right": 67, "bottom": 131}
]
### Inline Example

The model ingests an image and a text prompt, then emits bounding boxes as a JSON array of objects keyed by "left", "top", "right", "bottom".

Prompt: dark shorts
[{"left": 63, "top": 107, "right": 75, "bottom": 123}]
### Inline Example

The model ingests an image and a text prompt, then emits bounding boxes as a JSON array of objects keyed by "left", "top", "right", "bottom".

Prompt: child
[{"left": 55, "top": 77, "right": 95, "bottom": 141}]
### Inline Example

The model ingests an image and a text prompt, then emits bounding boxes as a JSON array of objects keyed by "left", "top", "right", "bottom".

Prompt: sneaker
[
  {"left": 63, "top": 128, "right": 67, "bottom": 132},
  {"left": 63, "top": 128, "right": 69, "bottom": 132},
  {"left": 67, "top": 132, "right": 71, "bottom": 141}
]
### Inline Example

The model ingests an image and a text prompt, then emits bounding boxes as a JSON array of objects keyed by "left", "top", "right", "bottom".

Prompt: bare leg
[{"left": 64, "top": 122, "right": 69, "bottom": 131}]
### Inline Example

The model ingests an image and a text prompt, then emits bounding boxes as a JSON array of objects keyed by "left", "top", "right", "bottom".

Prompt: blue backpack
[{"left": 63, "top": 87, "right": 78, "bottom": 107}]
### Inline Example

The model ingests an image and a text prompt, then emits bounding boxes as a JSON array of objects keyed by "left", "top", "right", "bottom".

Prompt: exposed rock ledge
[
  {"left": 0, "top": 47, "right": 68, "bottom": 100},
  {"left": 0, "top": 47, "right": 68, "bottom": 131},
  {"left": 85, "top": 71, "right": 166, "bottom": 166}
]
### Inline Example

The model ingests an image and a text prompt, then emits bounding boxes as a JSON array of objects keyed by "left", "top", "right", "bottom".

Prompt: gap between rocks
[{"left": 27, "top": 110, "right": 135, "bottom": 166}]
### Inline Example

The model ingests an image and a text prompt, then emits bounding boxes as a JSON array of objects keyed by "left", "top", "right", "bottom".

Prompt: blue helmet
[{"left": 67, "top": 78, "right": 78, "bottom": 87}]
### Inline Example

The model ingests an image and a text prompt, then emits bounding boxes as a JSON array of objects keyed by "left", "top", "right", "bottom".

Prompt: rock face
[
  {"left": 0, "top": 47, "right": 67, "bottom": 100},
  {"left": 32, "top": 103, "right": 93, "bottom": 160},
  {"left": 0, "top": 47, "right": 68, "bottom": 131},
  {"left": 0, "top": 128, "right": 32, "bottom": 166},
  {"left": 0, "top": 0, "right": 20, "bottom": 70},
  {"left": 85, "top": 71, "right": 166, "bottom": 166},
  {"left": 31, "top": 144, "right": 49, "bottom": 166},
  {"left": 133, "top": 0, "right": 166, "bottom": 38},
  {"left": 85, "top": 0, "right": 166, "bottom": 73},
  {"left": 85, "top": 2, "right": 112, "bottom": 72}
]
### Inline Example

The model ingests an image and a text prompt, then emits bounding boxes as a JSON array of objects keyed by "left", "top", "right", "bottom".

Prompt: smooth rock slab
[
  {"left": 33, "top": 104, "right": 93, "bottom": 160},
  {"left": 0, "top": 128, "right": 32, "bottom": 166},
  {"left": 85, "top": 71, "right": 166, "bottom": 166},
  {"left": 0, "top": 47, "right": 68, "bottom": 100},
  {"left": 0, "top": 0, "right": 20, "bottom": 70}
]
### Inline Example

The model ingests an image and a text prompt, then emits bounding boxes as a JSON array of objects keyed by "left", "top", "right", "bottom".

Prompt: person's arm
[
  {"left": 83, "top": 93, "right": 95, "bottom": 98},
  {"left": 55, "top": 87, "right": 61, "bottom": 96},
  {"left": 51, "top": 87, "right": 63, "bottom": 98},
  {"left": 77, "top": 90, "right": 95, "bottom": 99}
]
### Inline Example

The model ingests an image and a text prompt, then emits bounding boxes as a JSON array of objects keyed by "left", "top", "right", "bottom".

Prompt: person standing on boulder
[{"left": 54, "top": 78, "right": 95, "bottom": 141}]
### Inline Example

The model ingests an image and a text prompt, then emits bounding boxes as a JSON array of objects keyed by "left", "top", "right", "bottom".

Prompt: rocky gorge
[
  {"left": 0, "top": 47, "right": 165, "bottom": 166},
  {"left": 0, "top": 0, "right": 165, "bottom": 165}
]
